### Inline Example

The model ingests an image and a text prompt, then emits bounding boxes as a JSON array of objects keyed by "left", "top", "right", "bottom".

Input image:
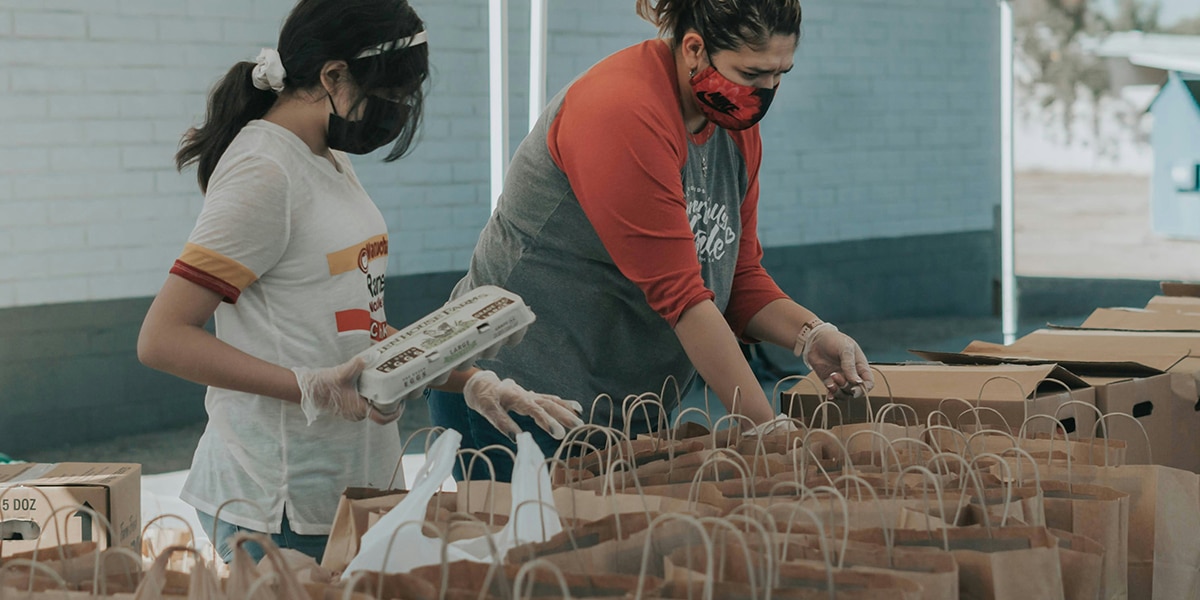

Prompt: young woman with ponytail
[
  {"left": 136, "top": 0, "right": 579, "bottom": 562},
  {"left": 430, "top": 0, "right": 877, "bottom": 482}
]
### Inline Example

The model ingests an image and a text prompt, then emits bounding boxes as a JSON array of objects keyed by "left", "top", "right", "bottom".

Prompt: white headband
[
  {"left": 355, "top": 31, "right": 428, "bottom": 59},
  {"left": 250, "top": 31, "right": 426, "bottom": 92},
  {"left": 251, "top": 48, "right": 287, "bottom": 93}
]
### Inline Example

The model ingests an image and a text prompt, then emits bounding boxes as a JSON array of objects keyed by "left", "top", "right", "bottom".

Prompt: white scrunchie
[{"left": 251, "top": 48, "right": 286, "bottom": 93}]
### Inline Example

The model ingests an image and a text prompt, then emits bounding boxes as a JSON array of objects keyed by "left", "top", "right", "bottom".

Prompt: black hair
[
  {"left": 176, "top": 0, "right": 429, "bottom": 192},
  {"left": 636, "top": 0, "right": 802, "bottom": 52}
]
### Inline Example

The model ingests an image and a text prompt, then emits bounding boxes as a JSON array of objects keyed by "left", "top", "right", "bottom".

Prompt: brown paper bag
[
  {"left": 456, "top": 480, "right": 721, "bottom": 521},
  {"left": 1019, "top": 480, "right": 1129, "bottom": 600},
  {"left": 1049, "top": 528, "right": 1106, "bottom": 600},
  {"left": 664, "top": 543, "right": 925, "bottom": 600},
  {"left": 0, "top": 559, "right": 110, "bottom": 599},
  {"left": 1026, "top": 460, "right": 1200, "bottom": 600},
  {"left": 3, "top": 543, "right": 103, "bottom": 590},
  {"left": 408, "top": 560, "right": 655, "bottom": 599},
  {"left": 225, "top": 533, "right": 311, "bottom": 600},
  {"left": 765, "top": 533, "right": 959, "bottom": 600},
  {"left": 122, "top": 546, "right": 224, "bottom": 600},
  {"left": 870, "top": 526, "right": 1066, "bottom": 600}
]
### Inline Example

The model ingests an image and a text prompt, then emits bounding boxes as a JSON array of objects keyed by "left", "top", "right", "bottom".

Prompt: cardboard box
[
  {"left": 1160, "top": 281, "right": 1200, "bottom": 297},
  {"left": 0, "top": 463, "right": 140, "bottom": 557},
  {"left": 1145, "top": 295, "right": 1200, "bottom": 312},
  {"left": 1080, "top": 307, "right": 1200, "bottom": 331},
  {"left": 913, "top": 329, "right": 1200, "bottom": 472},
  {"left": 1146, "top": 281, "right": 1200, "bottom": 311},
  {"left": 916, "top": 328, "right": 1200, "bottom": 378},
  {"left": 782, "top": 363, "right": 1096, "bottom": 437},
  {"left": 1080, "top": 373, "right": 1200, "bottom": 470}
]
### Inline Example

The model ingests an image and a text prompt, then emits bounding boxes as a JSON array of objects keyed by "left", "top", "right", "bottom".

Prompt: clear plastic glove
[
  {"left": 744, "top": 414, "right": 800, "bottom": 437},
  {"left": 794, "top": 322, "right": 875, "bottom": 400},
  {"left": 292, "top": 357, "right": 401, "bottom": 426},
  {"left": 463, "top": 370, "right": 585, "bottom": 442}
]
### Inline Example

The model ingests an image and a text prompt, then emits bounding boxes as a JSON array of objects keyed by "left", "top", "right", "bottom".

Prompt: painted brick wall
[{"left": 0, "top": 0, "right": 999, "bottom": 310}]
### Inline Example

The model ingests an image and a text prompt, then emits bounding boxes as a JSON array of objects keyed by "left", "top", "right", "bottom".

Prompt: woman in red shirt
[{"left": 433, "top": 0, "right": 876, "bottom": 481}]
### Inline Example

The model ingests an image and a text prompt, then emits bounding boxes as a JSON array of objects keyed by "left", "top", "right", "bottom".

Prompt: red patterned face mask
[{"left": 689, "top": 65, "right": 777, "bottom": 130}]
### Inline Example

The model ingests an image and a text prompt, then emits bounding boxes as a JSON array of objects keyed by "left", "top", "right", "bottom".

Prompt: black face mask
[{"left": 326, "top": 94, "right": 406, "bottom": 155}]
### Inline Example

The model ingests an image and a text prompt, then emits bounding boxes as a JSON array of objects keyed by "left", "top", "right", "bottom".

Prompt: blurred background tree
[
  {"left": 1013, "top": 0, "right": 1198, "bottom": 154},
  {"left": 1014, "top": 0, "right": 1111, "bottom": 145}
]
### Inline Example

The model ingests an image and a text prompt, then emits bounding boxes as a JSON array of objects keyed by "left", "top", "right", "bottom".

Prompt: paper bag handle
[
  {"left": 1092, "top": 412, "right": 1153, "bottom": 466},
  {"left": 874, "top": 402, "right": 919, "bottom": 429},
  {"left": 636, "top": 513, "right": 715, "bottom": 600},
  {"left": 790, "top": 436, "right": 836, "bottom": 488},
  {"left": 22, "top": 502, "right": 116, "bottom": 573},
  {"left": 772, "top": 374, "right": 813, "bottom": 422},
  {"left": 925, "top": 424, "right": 974, "bottom": 459},
  {"left": 587, "top": 393, "right": 617, "bottom": 430},
  {"left": 828, "top": 474, "right": 895, "bottom": 564},
  {"left": 893, "top": 465, "right": 951, "bottom": 551},
  {"left": 927, "top": 452, "right": 993, "bottom": 536},
  {"left": 91, "top": 547, "right": 143, "bottom": 596},
  {"left": 843, "top": 428, "right": 904, "bottom": 477},
  {"left": 0, "top": 558, "right": 70, "bottom": 600},
  {"left": 798, "top": 485, "right": 853, "bottom": 570},
  {"left": 688, "top": 449, "right": 751, "bottom": 508},
  {"left": 513, "top": 558, "right": 571, "bottom": 600},
  {"left": 761, "top": 504, "right": 836, "bottom": 600},
  {"left": 698, "top": 516, "right": 761, "bottom": 599},
  {"left": 623, "top": 393, "right": 668, "bottom": 448},
  {"left": 599, "top": 458, "right": 654, "bottom": 534}
]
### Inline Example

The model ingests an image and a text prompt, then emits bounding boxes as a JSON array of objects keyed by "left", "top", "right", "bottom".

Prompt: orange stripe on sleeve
[
  {"left": 178, "top": 243, "right": 257, "bottom": 290},
  {"left": 172, "top": 243, "right": 258, "bottom": 304},
  {"left": 170, "top": 260, "right": 242, "bottom": 303}
]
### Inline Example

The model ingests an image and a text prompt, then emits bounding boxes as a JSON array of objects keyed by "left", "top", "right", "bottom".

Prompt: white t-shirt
[{"left": 171, "top": 120, "right": 403, "bottom": 535}]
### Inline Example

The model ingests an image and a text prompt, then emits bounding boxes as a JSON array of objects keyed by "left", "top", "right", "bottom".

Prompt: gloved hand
[
  {"left": 463, "top": 370, "right": 585, "bottom": 441},
  {"left": 744, "top": 414, "right": 800, "bottom": 437},
  {"left": 292, "top": 357, "right": 402, "bottom": 426},
  {"left": 794, "top": 322, "right": 875, "bottom": 400}
]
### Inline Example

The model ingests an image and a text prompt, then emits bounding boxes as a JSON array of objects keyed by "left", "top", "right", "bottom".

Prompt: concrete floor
[{"left": 1015, "top": 172, "right": 1200, "bottom": 281}]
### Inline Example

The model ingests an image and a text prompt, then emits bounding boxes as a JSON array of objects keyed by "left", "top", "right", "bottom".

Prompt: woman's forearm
[
  {"left": 138, "top": 275, "right": 301, "bottom": 403},
  {"left": 674, "top": 300, "right": 775, "bottom": 424}
]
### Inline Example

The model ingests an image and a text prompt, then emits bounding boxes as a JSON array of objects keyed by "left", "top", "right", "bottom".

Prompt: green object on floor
[{"left": 0, "top": 452, "right": 22, "bottom": 464}]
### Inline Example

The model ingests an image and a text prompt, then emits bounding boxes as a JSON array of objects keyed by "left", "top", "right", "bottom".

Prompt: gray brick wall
[{"left": 0, "top": 0, "right": 999, "bottom": 310}]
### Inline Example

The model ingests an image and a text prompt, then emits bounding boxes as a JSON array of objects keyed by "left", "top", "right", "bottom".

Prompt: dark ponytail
[
  {"left": 176, "top": 62, "right": 276, "bottom": 192},
  {"left": 636, "top": 0, "right": 802, "bottom": 52},
  {"left": 176, "top": 0, "right": 430, "bottom": 193}
]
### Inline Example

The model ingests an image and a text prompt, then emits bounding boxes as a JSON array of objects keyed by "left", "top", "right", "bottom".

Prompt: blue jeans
[
  {"left": 427, "top": 390, "right": 565, "bottom": 482},
  {"left": 196, "top": 510, "right": 327, "bottom": 564}
]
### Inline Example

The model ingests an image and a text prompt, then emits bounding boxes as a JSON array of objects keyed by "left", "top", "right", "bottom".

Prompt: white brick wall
[{"left": 0, "top": 0, "right": 998, "bottom": 309}]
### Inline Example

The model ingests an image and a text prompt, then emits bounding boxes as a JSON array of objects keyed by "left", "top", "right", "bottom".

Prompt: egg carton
[{"left": 356, "top": 285, "right": 535, "bottom": 415}]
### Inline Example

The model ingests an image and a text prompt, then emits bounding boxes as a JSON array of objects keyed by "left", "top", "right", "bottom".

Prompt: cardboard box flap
[
  {"left": 911, "top": 348, "right": 1164, "bottom": 378},
  {"left": 0, "top": 462, "right": 139, "bottom": 488},
  {"left": 788, "top": 363, "right": 1088, "bottom": 403},
  {"left": 1146, "top": 295, "right": 1200, "bottom": 311},
  {"left": 1078, "top": 308, "right": 1200, "bottom": 331},
  {"left": 914, "top": 328, "right": 1200, "bottom": 377},
  {"left": 1161, "top": 281, "right": 1200, "bottom": 297}
]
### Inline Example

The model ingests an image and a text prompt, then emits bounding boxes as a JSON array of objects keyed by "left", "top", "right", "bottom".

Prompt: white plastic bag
[{"left": 344, "top": 430, "right": 561, "bottom": 575}]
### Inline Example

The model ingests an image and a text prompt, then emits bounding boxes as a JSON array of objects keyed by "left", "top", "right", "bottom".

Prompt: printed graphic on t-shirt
[
  {"left": 685, "top": 184, "right": 738, "bottom": 264},
  {"left": 327, "top": 234, "right": 389, "bottom": 341}
]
